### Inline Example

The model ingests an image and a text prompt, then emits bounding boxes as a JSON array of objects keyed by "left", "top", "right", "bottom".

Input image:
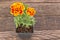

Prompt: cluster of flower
[{"left": 10, "top": 2, "right": 36, "bottom": 16}]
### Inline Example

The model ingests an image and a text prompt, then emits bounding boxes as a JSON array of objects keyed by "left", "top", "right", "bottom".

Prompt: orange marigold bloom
[
  {"left": 26, "top": 7, "right": 36, "bottom": 16},
  {"left": 10, "top": 2, "right": 25, "bottom": 16}
]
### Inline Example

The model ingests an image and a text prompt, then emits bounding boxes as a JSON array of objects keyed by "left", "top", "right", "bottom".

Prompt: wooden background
[
  {"left": 0, "top": 0, "right": 60, "bottom": 31},
  {"left": 0, "top": 0, "right": 60, "bottom": 40}
]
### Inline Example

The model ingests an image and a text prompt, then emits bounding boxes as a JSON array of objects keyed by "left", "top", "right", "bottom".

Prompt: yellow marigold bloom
[
  {"left": 10, "top": 2, "right": 25, "bottom": 16},
  {"left": 26, "top": 7, "right": 36, "bottom": 16}
]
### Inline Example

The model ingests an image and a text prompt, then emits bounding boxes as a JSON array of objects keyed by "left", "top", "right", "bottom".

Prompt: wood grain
[
  {"left": 1, "top": 0, "right": 60, "bottom": 2},
  {"left": 1, "top": 3, "right": 60, "bottom": 17},
  {"left": 0, "top": 2, "right": 60, "bottom": 31},
  {"left": 0, "top": 0, "right": 60, "bottom": 40},
  {"left": 0, "top": 30, "right": 60, "bottom": 40}
]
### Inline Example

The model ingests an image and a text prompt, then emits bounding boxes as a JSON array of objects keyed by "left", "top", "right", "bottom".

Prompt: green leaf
[{"left": 13, "top": 4, "right": 36, "bottom": 28}]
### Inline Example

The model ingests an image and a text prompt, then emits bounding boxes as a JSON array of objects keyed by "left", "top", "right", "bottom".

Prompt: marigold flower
[
  {"left": 26, "top": 7, "right": 36, "bottom": 16},
  {"left": 10, "top": 2, "right": 25, "bottom": 16}
]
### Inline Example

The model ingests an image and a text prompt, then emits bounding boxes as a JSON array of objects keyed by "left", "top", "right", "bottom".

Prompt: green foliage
[{"left": 14, "top": 5, "right": 36, "bottom": 28}]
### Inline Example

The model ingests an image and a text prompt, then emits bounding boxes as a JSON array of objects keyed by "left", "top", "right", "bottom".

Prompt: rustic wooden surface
[
  {"left": 0, "top": 0, "right": 60, "bottom": 40},
  {"left": 0, "top": 30, "right": 60, "bottom": 40}
]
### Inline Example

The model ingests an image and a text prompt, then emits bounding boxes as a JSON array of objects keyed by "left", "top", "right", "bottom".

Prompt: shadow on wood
[{"left": 17, "top": 33, "right": 33, "bottom": 40}]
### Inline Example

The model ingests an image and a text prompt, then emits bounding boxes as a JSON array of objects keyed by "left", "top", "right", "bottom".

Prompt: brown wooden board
[
  {"left": 1, "top": 0, "right": 60, "bottom": 2},
  {"left": 1, "top": 3, "right": 60, "bottom": 17},
  {"left": 0, "top": 2, "right": 60, "bottom": 31},
  {"left": 0, "top": 30, "right": 60, "bottom": 40},
  {"left": 0, "top": 0, "right": 60, "bottom": 40}
]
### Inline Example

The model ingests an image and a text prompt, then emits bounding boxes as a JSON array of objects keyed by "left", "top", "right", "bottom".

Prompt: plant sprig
[{"left": 10, "top": 2, "right": 36, "bottom": 28}]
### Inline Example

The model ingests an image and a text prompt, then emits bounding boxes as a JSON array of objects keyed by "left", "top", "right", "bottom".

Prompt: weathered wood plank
[
  {"left": 1, "top": 2, "right": 60, "bottom": 30},
  {"left": 0, "top": 15, "right": 60, "bottom": 31},
  {"left": 0, "top": 17, "right": 15, "bottom": 31},
  {"left": 0, "top": 17, "right": 41, "bottom": 31},
  {"left": 0, "top": 0, "right": 44, "bottom": 2},
  {"left": 1, "top": 3, "right": 60, "bottom": 17},
  {"left": 43, "top": 16, "right": 60, "bottom": 30},
  {"left": 1, "top": 0, "right": 60, "bottom": 2},
  {"left": 0, "top": 31, "right": 17, "bottom": 40},
  {"left": 0, "top": 3, "right": 60, "bottom": 30},
  {"left": 0, "top": 30, "right": 60, "bottom": 40}
]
